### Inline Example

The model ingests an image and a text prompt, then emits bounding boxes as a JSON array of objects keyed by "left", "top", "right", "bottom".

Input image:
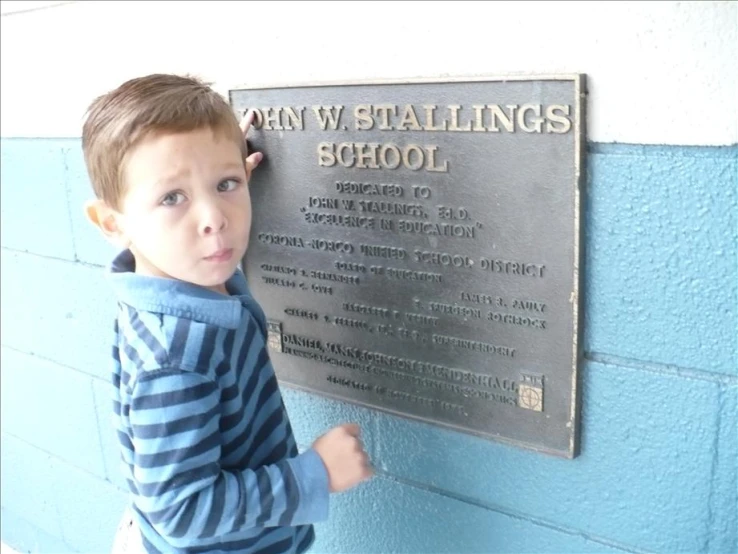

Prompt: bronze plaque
[{"left": 230, "top": 75, "right": 585, "bottom": 458}]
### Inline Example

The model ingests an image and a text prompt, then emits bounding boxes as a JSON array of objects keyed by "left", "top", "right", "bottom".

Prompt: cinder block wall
[{"left": 1, "top": 2, "right": 736, "bottom": 553}]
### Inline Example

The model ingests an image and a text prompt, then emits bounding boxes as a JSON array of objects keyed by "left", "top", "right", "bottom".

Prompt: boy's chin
[{"left": 193, "top": 266, "right": 239, "bottom": 290}]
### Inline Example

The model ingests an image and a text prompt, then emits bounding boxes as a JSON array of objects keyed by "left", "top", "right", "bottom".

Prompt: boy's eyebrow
[
  {"left": 153, "top": 169, "right": 190, "bottom": 188},
  {"left": 152, "top": 163, "right": 245, "bottom": 188},
  {"left": 154, "top": 162, "right": 243, "bottom": 187},
  {"left": 220, "top": 162, "right": 246, "bottom": 173}
]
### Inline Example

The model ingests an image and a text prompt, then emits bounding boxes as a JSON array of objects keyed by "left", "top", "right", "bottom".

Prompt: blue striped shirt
[{"left": 106, "top": 250, "right": 329, "bottom": 553}]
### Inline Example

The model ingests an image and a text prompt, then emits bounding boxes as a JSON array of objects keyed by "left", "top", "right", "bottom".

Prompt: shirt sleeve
[{"left": 125, "top": 369, "right": 329, "bottom": 546}]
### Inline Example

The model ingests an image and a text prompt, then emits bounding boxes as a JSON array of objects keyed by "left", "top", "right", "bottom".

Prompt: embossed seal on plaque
[{"left": 266, "top": 320, "right": 284, "bottom": 353}]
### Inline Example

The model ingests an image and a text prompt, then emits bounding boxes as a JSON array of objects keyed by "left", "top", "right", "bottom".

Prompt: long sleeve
[{"left": 125, "top": 369, "right": 329, "bottom": 548}]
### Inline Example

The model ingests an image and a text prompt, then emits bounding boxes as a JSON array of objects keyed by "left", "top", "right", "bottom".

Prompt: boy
[{"left": 82, "top": 74, "right": 373, "bottom": 553}]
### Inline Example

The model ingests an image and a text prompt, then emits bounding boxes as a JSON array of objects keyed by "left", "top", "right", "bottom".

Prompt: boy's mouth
[{"left": 204, "top": 248, "right": 234, "bottom": 263}]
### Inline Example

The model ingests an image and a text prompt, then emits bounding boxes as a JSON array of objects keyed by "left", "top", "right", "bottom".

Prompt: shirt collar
[{"left": 106, "top": 249, "right": 251, "bottom": 329}]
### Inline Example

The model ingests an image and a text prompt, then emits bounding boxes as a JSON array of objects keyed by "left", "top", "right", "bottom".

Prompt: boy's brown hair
[{"left": 82, "top": 74, "right": 244, "bottom": 210}]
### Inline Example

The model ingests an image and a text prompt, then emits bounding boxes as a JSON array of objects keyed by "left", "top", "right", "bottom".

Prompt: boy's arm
[{"left": 126, "top": 369, "right": 329, "bottom": 545}]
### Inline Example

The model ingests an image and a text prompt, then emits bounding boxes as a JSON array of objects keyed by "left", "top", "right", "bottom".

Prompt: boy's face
[{"left": 112, "top": 127, "right": 252, "bottom": 293}]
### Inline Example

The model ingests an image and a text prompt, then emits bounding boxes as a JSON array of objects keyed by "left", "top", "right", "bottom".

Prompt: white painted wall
[{"left": 1, "top": 0, "right": 735, "bottom": 145}]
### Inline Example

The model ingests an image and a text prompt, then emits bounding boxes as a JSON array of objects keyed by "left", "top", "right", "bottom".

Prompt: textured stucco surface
[{"left": 1, "top": 1, "right": 736, "bottom": 145}]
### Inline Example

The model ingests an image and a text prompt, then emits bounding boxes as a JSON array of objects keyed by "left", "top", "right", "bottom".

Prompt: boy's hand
[
  {"left": 240, "top": 110, "right": 263, "bottom": 179},
  {"left": 312, "top": 423, "right": 374, "bottom": 493}
]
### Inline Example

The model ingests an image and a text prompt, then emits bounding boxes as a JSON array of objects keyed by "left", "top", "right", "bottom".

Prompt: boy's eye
[
  {"left": 161, "top": 191, "right": 186, "bottom": 206},
  {"left": 217, "top": 179, "right": 240, "bottom": 193}
]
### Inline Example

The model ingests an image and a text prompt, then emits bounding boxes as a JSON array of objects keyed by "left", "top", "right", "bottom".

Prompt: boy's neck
[{"left": 210, "top": 283, "right": 230, "bottom": 296}]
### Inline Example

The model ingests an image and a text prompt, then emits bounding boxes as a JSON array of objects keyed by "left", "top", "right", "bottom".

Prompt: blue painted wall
[{"left": 1, "top": 138, "right": 736, "bottom": 553}]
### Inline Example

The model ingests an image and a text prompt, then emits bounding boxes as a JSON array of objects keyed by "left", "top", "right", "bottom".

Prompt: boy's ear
[{"left": 84, "top": 199, "right": 129, "bottom": 248}]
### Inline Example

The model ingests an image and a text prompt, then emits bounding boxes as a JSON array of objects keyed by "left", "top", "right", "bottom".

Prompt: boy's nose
[{"left": 199, "top": 205, "right": 227, "bottom": 235}]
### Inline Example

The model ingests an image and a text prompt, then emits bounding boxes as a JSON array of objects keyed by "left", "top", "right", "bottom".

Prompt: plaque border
[{"left": 229, "top": 74, "right": 587, "bottom": 458}]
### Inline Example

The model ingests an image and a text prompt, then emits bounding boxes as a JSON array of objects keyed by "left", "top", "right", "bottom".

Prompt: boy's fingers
[
  {"left": 342, "top": 423, "right": 361, "bottom": 437},
  {"left": 240, "top": 109, "right": 255, "bottom": 136},
  {"left": 245, "top": 151, "right": 263, "bottom": 174}
]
